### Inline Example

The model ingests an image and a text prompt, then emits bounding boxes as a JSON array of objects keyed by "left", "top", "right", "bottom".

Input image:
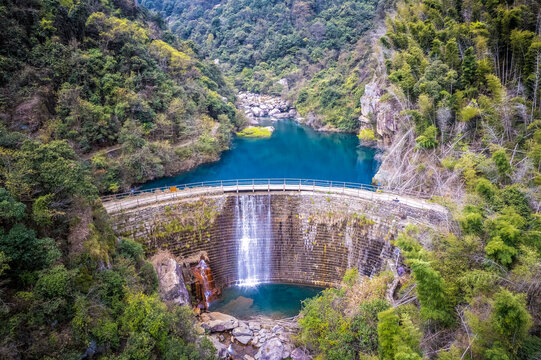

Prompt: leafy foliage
[{"left": 142, "top": 0, "right": 380, "bottom": 131}]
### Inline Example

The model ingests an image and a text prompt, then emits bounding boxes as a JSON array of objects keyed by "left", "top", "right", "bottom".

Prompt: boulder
[
  {"left": 252, "top": 107, "right": 262, "bottom": 117},
  {"left": 151, "top": 256, "right": 190, "bottom": 306},
  {"left": 201, "top": 312, "right": 239, "bottom": 332},
  {"left": 269, "top": 108, "right": 280, "bottom": 116},
  {"left": 233, "top": 324, "right": 253, "bottom": 344},
  {"left": 290, "top": 348, "right": 312, "bottom": 360},
  {"left": 255, "top": 338, "right": 283, "bottom": 360},
  {"left": 233, "top": 324, "right": 253, "bottom": 337},
  {"left": 274, "top": 112, "right": 289, "bottom": 119},
  {"left": 271, "top": 325, "right": 283, "bottom": 333},
  {"left": 235, "top": 335, "right": 252, "bottom": 345}
]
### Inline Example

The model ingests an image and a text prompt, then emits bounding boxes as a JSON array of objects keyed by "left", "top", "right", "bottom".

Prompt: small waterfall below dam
[{"left": 234, "top": 195, "right": 272, "bottom": 286}]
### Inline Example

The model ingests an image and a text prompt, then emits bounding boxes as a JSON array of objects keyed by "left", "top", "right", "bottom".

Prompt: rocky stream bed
[{"left": 198, "top": 312, "right": 311, "bottom": 360}]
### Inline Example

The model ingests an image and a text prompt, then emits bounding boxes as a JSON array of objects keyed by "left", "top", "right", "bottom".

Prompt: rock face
[
  {"left": 358, "top": 78, "right": 402, "bottom": 144},
  {"left": 151, "top": 255, "right": 190, "bottom": 306},
  {"left": 237, "top": 92, "right": 300, "bottom": 123}
]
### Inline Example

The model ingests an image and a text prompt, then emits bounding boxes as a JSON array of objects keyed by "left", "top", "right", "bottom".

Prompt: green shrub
[
  {"left": 377, "top": 308, "right": 421, "bottom": 360},
  {"left": 415, "top": 125, "right": 439, "bottom": 149},
  {"left": 476, "top": 178, "right": 497, "bottom": 201},
  {"left": 492, "top": 149, "right": 512, "bottom": 178},
  {"left": 236, "top": 126, "right": 273, "bottom": 138},
  {"left": 408, "top": 259, "right": 453, "bottom": 325},
  {"left": 358, "top": 129, "right": 376, "bottom": 141},
  {"left": 36, "top": 265, "right": 70, "bottom": 299},
  {"left": 140, "top": 261, "right": 159, "bottom": 294},
  {"left": 117, "top": 238, "right": 144, "bottom": 263},
  {"left": 0, "top": 224, "right": 61, "bottom": 272},
  {"left": 459, "top": 206, "right": 484, "bottom": 235},
  {"left": 491, "top": 289, "right": 532, "bottom": 345},
  {"left": 351, "top": 299, "right": 390, "bottom": 355}
]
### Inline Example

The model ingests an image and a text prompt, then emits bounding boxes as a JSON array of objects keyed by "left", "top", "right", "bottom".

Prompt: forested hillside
[
  {"left": 1, "top": 0, "right": 242, "bottom": 193},
  {"left": 141, "top": 0, "right": 382, "bottom": 131},
  {"left": 0, "top": 0, "right": 231, "bottom": 357},
  {"left": 296, "top": 1, "right": 541, "bottom": 359}
]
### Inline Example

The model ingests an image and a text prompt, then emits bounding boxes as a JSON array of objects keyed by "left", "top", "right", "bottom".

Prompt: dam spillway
[
  {"left": 110, "top": 191, "right": 450, "bottom": 288},
  {"left": 235, "top": 195, "right": 272, "bottom": 286}
]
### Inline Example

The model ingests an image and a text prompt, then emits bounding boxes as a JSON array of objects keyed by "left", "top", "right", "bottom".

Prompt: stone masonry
[{"left": 110, "top": 192, "right": 451, "bottom": 288}]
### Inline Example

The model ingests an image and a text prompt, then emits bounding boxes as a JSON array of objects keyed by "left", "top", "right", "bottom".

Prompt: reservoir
[{"left": 141, "top": 119, "right": 379, "bottom": 189}]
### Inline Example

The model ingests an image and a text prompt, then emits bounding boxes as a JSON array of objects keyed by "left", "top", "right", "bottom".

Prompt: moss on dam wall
[{"left": 110, "top": 192, "right": 450, "bottom": 288}]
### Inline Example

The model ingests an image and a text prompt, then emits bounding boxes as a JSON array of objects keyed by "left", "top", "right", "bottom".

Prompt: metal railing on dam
[{"left": 101, "top": 178, "right": 446, "bottom": 215}]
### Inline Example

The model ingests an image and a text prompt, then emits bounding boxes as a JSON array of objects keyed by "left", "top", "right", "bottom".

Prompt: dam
[{"left": 104, "top": 180, "right": 450, "bottom": 289}]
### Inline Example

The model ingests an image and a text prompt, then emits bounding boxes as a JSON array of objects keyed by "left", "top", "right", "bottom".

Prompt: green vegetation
[
  {"left": 1, "top": 0, "right": 242, "bottom": 193},
  {"left": 358, "top": 128, "right": 377, "bottom": 142},
  {"left": 299, "top": 269, "right": 394, "bottom": 359},
  {"left": 296, "top": 0, "right": 541, "bottom": 353},
  {"left": 0, "top": 0, "right": 230, "bottom": 358},
  {"left": 236, "top": 126, "right": 273, "bottom": 138},
  {"left": 0, "top": 0, "right": 540, "bottom": 358},
  {"left": 141, "top": 0, "right": 381, "bottom": 131}
]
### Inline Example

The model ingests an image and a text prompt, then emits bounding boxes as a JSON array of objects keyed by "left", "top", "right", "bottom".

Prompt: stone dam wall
[{"left": 109, "top": 192, "right": 450, "bottom": 288}]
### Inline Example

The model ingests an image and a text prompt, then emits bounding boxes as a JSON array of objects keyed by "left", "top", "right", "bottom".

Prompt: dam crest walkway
[{"left": 101, "top": 178, "right": 447, "bottom": 215}]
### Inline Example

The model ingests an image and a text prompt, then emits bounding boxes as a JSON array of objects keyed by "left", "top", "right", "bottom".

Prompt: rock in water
[
  {"left": 152, "top": 256, "right": 190, "bottom": 306},
  {"left": 255, "top": 338, "right": 283, "bottom": 360}
]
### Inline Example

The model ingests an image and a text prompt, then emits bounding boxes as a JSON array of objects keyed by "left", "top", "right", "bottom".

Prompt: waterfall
[
  {"left": 234, "top": 195, "right": 272, "bottom": 286},
  {"left": 194, "top": 259, "right": 217, "bottom": 307}
]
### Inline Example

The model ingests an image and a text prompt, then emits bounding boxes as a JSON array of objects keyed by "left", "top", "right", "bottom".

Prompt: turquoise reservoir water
[
  {"left": 208, "top": 283, "right": 323, "bottom": 319},
  {"left": 141, "top": 119, "right": 379, "bottom": 189}
]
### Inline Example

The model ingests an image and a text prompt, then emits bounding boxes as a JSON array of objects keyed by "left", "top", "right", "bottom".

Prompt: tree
[
  {"left": 377, "top": 308, "right": 401, "bottom": 360},
  {"left": 0, "top": 224, "right": 60, "bottom": 272},
  {"left": 461, "top": 47, "right": 478, "bottom": 87},
  {"left": 491, "top": 289, "right": 532, "bottom": 352},
  {"left": 415, "top": 125, "right": 439, "bottom": 149},
  {"left": 492, "top": 149, "right": 512, "bottom": 178},
  {"left": 485, "top": 236, "right": 518, "bottom": 268},
  {"left": 524, "top": 41, "right": 541, "bottom": 115},
  {"left": 408, "top": 259, "right": 453, "bottom": 325},
  {"left": 121, "top": 292, "right": 170, "bottom": 354},
  {"left": 377, "top": 308, "right": 421, "bottom": 360},
  {"left": 351, "top": 299, "right": 390, "bottom": 355},
  {"left": 36, "top": 265, "right": 70, "bottom": 299},
  {"left": 444, "top": 38, "right": 460, "bottom": 70},
  {"left": 0, "top": 188, "right": 25, "bottom": 223},
  {"left": 6, "top": 140, "right": 97, "bottom": 200}
]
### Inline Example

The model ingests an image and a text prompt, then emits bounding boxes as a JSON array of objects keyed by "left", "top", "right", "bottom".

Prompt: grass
[{"left": 236, "top": 126, "right": 273, "bottom": 138}]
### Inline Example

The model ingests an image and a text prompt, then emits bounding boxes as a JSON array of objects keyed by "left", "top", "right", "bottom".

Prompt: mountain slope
[
  {"left": 141, "top": 0, "right": 383, "bottom": 131},
  {"left": 0, "top": 0, "right": 242, "bottom": 192},
  {"left": 0, "top": 1, "right": 234, "bottom": 358}
]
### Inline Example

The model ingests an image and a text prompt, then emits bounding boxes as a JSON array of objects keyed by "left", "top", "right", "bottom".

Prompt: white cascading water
[{"left": 234, "top": 195, "right": 272, "bottom": 286}]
